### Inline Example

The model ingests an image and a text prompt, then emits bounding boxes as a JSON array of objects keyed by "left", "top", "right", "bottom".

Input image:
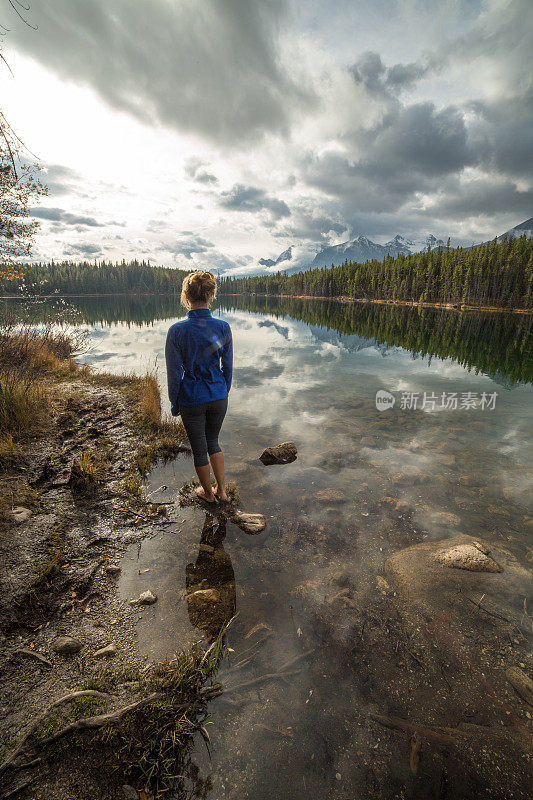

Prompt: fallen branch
[
  {"left": 369, "top": 712, "right": 463, "bottom": 746},
  {"left": 0, "top": 691, "right": 113, "bottom": 776}
]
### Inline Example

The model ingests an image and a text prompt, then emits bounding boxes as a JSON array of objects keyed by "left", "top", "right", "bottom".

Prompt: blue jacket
[{"left": 165, "top": 308, "right": 233, "bottom": 412}]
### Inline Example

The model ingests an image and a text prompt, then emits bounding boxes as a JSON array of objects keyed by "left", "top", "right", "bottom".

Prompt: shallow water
[{"left": 14, "top": 296, "right": 533, "bottom": 798}]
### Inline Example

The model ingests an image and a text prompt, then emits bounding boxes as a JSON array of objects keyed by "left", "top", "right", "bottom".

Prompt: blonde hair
[{"left": 181, "top": 270, "right": 217, "bottom": 309}]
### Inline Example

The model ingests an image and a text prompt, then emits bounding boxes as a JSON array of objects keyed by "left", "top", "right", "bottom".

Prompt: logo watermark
[
  {"left": 375, "top": 389, "right": 396, "bottom": 410},
  {"left": 375, "top": 390, "right": 497, "bottom": 412}
]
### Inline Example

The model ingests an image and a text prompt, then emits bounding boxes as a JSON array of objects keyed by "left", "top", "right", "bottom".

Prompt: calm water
[{"left": 11, "top": 296, "right": 533, "bottom": 798}]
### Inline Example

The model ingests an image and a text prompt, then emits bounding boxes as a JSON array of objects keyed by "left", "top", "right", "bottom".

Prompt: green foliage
[{"left": 220, "top": 236, "right": 533, "bottom": 310}]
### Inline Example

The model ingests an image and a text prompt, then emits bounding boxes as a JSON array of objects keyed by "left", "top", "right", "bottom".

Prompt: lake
[{"left": 10, "top": 295, "right": 533, "bottom": 798}]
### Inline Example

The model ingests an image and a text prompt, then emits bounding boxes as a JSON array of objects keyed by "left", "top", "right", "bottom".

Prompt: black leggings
[{"left": 179, "top": 398, "right": 228, "bottom": 467}]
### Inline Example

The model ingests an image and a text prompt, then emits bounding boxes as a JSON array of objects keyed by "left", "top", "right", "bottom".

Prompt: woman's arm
[
  {"left": 221, "top": 324, "right": 233, "bottom": 393},
  {"left": 165, "top": 327, "right": 184, "bottom": 415}
]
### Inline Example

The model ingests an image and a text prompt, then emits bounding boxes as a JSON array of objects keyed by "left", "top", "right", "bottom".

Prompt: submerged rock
[
  {"left": 259, "top": 441, "right": 297, "bottom": 465},
  {"left": 429, "top": 511, "right": 461, "bottom": 526},
  {"left": 436, "top": 542, "right": 501, "bottom": 573},
  {"left": 314, "top": 488, "right": 344, "bottom": 503},
  {"left": 230, "top": 510, "right": 266, "bottom": 534},
  {"left": 53, "top": 636, "right": 84, "bottom": 655}
]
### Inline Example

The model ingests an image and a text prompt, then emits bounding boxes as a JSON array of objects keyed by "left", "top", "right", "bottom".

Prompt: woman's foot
[
  {"left": 214, "top": 485, "right": 228, "bottom": 502},
  {"left": 195, "top": 485, "right": 216, "bottom": 503}
]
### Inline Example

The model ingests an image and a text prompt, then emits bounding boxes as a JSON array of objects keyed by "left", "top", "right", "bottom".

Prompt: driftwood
[
  {"left": 0, "top": 691, "right": 113, "bottom": 776},
  {"left": 369, "top": 712, "right": 465, "bottom": 746}
]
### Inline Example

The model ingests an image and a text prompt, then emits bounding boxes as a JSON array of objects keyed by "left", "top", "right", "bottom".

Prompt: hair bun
[{"left": 181, "top": 270, "right": 217, "bottom": 308}]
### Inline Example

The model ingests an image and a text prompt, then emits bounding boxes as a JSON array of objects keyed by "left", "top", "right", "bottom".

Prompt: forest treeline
[
  {"left": 220, "top": 236, "right": 533, "bottom": 309},
  {"left": 1, "top": 237, "right": 531, "bottom": 309},
  {"left": 0, "top": 259, "right": 189, "bottom": 296}
]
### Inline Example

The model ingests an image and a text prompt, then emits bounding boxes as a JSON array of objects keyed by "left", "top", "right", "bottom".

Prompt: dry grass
[
  {"left": 0, "top": 435, "right": 24, "bottom": 470},
  {"left": 69, "top": 449, "right": 107, "bottom": 496}
]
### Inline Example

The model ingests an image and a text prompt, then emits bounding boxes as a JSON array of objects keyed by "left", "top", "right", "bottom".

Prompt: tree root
[
  {"left": 39, "top": 692, "right": 164, "bottom": 747},
  {"left": 0, "top": 690, "right": 114, "bottom": 776}
]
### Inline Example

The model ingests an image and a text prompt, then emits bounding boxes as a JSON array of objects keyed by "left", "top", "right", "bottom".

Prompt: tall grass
[{"left": 0, "top": 308, "right": 85, "bottom": 439}]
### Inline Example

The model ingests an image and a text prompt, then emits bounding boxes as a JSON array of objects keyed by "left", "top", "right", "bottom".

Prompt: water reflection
[
  {"left": 186, "top": 514, "right": 236, "bottom": 639},
  {"left": 4, "top": 294, "right": 531, "bottom": 384}
]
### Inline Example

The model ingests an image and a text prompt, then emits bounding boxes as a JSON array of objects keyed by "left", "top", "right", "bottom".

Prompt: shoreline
[
  {"left": 1, "top": 292, "right": 531, "bottom": 314},
  {"left": 220, "top": 292, "right": 532, "bottom": 315},
  {"left": 0, "top": 352, "right": 221, "bottom": 798}
]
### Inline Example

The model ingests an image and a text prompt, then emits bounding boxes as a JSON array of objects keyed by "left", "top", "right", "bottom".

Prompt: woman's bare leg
[
  {"left": 195, "top": 464, "right": 216, "bottom": 502},
  {"left": 209, "top": 451, "right": 227, "bottom": 500}
]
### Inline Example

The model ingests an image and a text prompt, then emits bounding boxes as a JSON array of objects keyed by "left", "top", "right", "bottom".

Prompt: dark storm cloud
[
  {"left": 9, "top": 0, "right": 314, "bottom": 145},
  {"left": 219, "top": 184, "right": 290, "bottom": 219},
  {"left": 432, "top": 179, "right": 533, "bottom": 219},
  {"left": 30, "top": 207, "right": 106, "bottom": 226}
]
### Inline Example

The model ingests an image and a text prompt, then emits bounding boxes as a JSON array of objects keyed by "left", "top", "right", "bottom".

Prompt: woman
[{"left": 165, "top": 271, "right": 233, "bottom": 503}]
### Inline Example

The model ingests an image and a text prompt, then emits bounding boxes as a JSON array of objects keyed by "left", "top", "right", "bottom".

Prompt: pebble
[
  {"left": 94, "top": 643, "right": 118, "bottom": 658},
  {"left": 11, "top": 506, "right": 32, "bottom": 524},
  {"left": 122, "top": 786, "right": 139, "bottom": 800},
  {"left": 130, "top": 590, "right": 157, "bottom": 606},
  {"left": 106, "top": 564, "right": 121, "bottom": 575}
]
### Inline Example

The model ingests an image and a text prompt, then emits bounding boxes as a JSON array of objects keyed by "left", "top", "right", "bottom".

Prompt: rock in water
[
  {"left": 505, "top": 666, "right": 533, "bottom": 705},
  {"left": 436, "top": 542, "right": 501, "bottom": 573},
  {"left": 259, "top": 442, "right": 297, "bottom": 465},
  {"left": 94, "top": 643, "right": 118, "bottom": 658},
  {"left": 53, "top": 636, "right": 84, "bottom": 655},
  {"left": 130, "top": 590, "right": 157, "bottom": 606},
  {"left": 230, "top": 510, "right": 266, "bottom": 534},
  {"left": 187, "top": 588, "right": 220, "bottom": 603}
]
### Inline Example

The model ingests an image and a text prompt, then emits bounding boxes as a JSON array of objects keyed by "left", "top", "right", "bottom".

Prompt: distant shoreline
[
  {"left": 220, "top": 292, "right": 532, "bottom": 315},
  {"left": 1, "top": 291, "right": 531, "bottom": 314}
]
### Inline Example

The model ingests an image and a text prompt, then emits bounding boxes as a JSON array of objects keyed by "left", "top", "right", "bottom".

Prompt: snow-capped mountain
[
  {"left": 496, "top": 216, "right": 533, "bottom": 242},
  {"left": 258, "top": 246, "right": 293, "bottom": 269},
  {"left": 304, "top": 232, "right": 445, "bottom": 271}
]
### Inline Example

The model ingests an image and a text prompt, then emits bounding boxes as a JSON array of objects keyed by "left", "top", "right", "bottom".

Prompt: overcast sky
[{"left": 1, "top": 0, "right": 531, "bottom": 274}]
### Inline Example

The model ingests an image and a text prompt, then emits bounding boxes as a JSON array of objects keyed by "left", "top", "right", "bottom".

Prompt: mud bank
[{"left": 0, "top": 368, "right": 221, "bottom": 799}]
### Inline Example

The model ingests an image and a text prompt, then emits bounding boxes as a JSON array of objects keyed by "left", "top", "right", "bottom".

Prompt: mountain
[
  {"left": 496, "top": 216, "right": 533, "bottom": 242},
  {"left": 258, "top": 246, "right": 293, "bottom": 269},
  {"left": 304, "top": 233, "right": 445, "bottom": 271},
  {"left": 253, "top": 217, "right": 531, "bottom": 278}
]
